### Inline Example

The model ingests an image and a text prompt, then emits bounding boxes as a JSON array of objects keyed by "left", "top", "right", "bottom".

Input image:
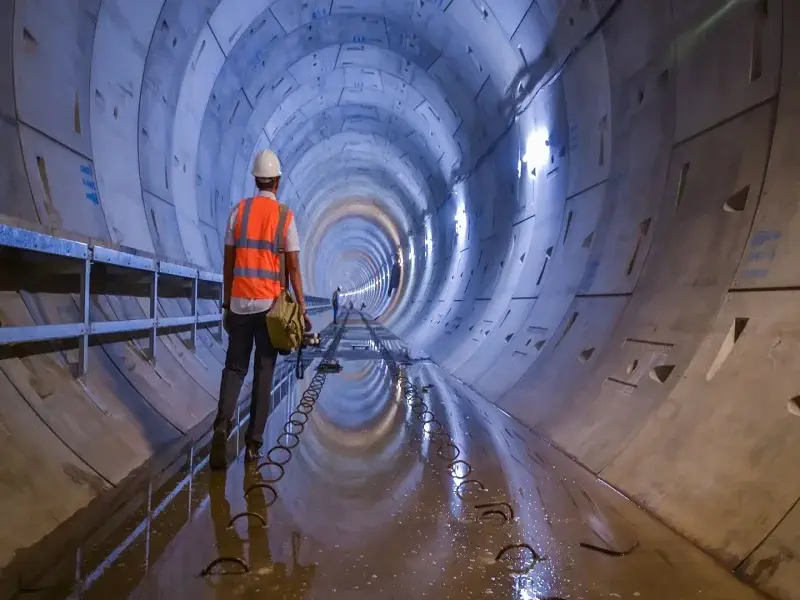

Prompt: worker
[
  {"left": 332, "top": 286, "right": 341, "bottom": 324},
  {"left": 387, "top": 252, "right": 401, "bottom": 298},
  {"left": 210, "top": 149, "right": 312, "bottom": 470}
]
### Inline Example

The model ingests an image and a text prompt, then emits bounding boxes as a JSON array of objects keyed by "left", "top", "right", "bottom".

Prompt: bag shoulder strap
[{"left": 276, "top": 203, "right": 289, "bottom": 290}]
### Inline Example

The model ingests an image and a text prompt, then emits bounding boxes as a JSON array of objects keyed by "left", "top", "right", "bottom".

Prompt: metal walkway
[{"left": 27, "top": 314, "right": 765, "bottom": 600}]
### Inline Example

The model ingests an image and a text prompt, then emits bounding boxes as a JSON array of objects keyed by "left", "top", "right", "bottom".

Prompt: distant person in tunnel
[
  {"left": 332, "top": 286, "right": 341, "bottom": 324},
  {"left": 211, "top": 149, "right": 312, "bottom": 470},
  {"left": 387, "top": 253, "right": 401, "bottom": 298}
]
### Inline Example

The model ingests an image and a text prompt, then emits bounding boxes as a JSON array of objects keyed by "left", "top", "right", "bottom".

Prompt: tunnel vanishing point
[{"left": 1, "top": 0, "right": 799, "bottom": 598}]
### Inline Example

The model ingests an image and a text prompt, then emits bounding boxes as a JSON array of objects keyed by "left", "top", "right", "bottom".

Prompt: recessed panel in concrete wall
[
  {"left": 544, "top": 0, "right": 600, "bottom": 58},
  {"left": 90, "top": 0, "right": 163, "bottom": 254},
  {"left": 543, "top": 181, "right": 605, "bottom": 293},
  {"left": 270, "top": 0, "right": 331, "bottom": 33},
  {"left": 93, "top": 297, "right": 220, "bottom": 422},
  {"left": 138, "top": 0, "right": 219, "bottom": 201},
  {"left": 499, "top": 295, "right": 628, "bottom": 430},
  {"left": 429, "top": 299, "right": 489, "bottom": 361},
  {"left": 199, "top": 221, "right": 223, "bottom": 269},
  {"left": 487, "top": 0, "right": 535, "bottom": 40},
  {"left": 13, "top": 0, "right": 99, "bottom": 158},
  {"left": 444, "top": 0, "right": 520, "bottom": 88},
  {"left": 516, "top": 76, "right": 568, "bottom": 215},
  {"left": 228, "top": 123, "right": 261, "bottom": 210},
  {"left": 562, "top": 34, "right": 611, "bottom": 198},
  {"left": 175, "top": 25, "right": 226, "bottom": 239},
  {"left": 291, "top": 46, "right": 339, "bottom": 86},
  {"left": 92, "top": 297, "right": 215, "bottom": 433},
  {"left": 542, "top": 102, "right": 774, "bottom": 473},
  {"left": 0, "top": 369, "right": 105, "bottom": 571},
  {"left": 0, "top": 292, "right": 172, "bottom": 483},
  {"left": 0, "top": 0, "right": 14, "bottom": 119},
  {"left": 672, "top": 0, "right": 781, "bottom": 143},
  {"left": 210, "top": 88, "right": 253, "bottom": 224},
  {"left": 0, "top": 119, "right": 38, "bottom": 223},
  {"left": 603, "top": 290, "right": 800, "bottom": 567},
  {"left": 142, "top": 191, "right": 187, "bottom": 262},
  {"left": 603, "top": 0, "right": 671, "bottom": 86},
  {"left": 618, "top": 103, "right": 772, "bottom": 342},
  {"left": 209, "top": 0, "right": 275, "bottom": 55},
  {"left": 458, "top": 298, "right": 536, "bottom": 387},
  {"left": 471, "top": 297, "right": 546, "bottom": 399},
  {"left": 732, "top": 5, "right": 800, "bottom": 291},
  {"left": 579, "top": 58, "right": 673, "bottom": 295},
  {"left": 267, "top": 86, "right": 324, "bottom": 139},
  {"left": 545, "top": 332, "right": 679, "bottom": 473},
  {"left": 509, "top": 0, "right": 547, "bottom": 72},
  {"left": 27, "top": 293, "right": 185, "bottom": 439},
  {"left": 224, "top": 11, "right": 286, "bottom": 91},
  {"left": 18, "top": 124, "right": 110, "bottom": 239},
  {"left": 108, "top": 295, "right": 224, "bottom": 397}
]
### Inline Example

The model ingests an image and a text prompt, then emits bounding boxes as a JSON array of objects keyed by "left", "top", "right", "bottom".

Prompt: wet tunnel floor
[{"left": 28, "top": 315, "right": 765, "bottom": 600}]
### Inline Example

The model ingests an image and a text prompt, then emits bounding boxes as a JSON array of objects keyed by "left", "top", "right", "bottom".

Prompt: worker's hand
[{"left": 303, "top": 312, "right": 313, "bottom": 333}]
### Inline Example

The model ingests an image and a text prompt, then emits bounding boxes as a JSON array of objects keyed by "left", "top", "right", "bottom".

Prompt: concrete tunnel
[{"left": 0, "top": 0, "right": 798, "bottom": 598}]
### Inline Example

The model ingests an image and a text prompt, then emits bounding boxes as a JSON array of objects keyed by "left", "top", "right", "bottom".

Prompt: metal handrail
[{"left": 0, "top": 224, "right": 331, "bottom": 376}]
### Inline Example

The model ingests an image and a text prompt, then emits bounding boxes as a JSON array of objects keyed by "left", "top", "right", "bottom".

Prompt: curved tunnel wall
[{"left": 2, "top": 0, "right": 800, "bottom": 598}]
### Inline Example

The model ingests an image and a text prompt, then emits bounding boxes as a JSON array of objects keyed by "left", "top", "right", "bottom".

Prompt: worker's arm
[{"left": 285, "top": 251, "right": 311, "bottom": 330}]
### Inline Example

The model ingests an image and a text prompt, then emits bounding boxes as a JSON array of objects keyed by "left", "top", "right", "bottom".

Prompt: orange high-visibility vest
[{"left": 231, "top": 195, "right": 293, "bottom": 300}]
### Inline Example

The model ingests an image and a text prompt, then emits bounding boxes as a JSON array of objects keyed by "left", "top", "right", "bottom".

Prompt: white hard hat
[{"left": 252, "top": 150, "right": 282, "bottom": 178}]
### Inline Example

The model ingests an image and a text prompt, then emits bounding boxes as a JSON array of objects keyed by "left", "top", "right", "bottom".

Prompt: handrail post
[
  {"left": 190, "top": 273, "right": 198, "bottom": 352},
  {"left": 78, "top": 253, "right": 92, "bottom": 377},
  {"left": 149, "top": 270, "right": 159, "bottom": 363}
]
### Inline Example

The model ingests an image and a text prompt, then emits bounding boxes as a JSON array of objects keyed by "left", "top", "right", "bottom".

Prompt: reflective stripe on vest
[{"left": 231, "top": 196, "right": 291, "bottom": 300}]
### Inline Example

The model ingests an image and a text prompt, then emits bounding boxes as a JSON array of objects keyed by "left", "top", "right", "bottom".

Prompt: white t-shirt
[{"left": 224, "top": 192, "right": 300, "bottom": 315}]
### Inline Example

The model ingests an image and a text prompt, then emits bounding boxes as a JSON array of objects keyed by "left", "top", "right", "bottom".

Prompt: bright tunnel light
[{"left": 521, "top": 127, "right": 551, "bottom": 175}]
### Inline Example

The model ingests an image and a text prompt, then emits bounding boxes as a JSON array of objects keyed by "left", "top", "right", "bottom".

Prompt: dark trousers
[
  {"left": 214, "top": 310, "right": 277, "bottom": 448},
  {"left": 332, "top": 304, "right": 339, "bottom": 324}
]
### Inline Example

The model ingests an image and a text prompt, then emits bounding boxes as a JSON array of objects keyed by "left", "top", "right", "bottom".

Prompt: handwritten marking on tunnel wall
[
  {"left": 80, "top": 165, "right": 99, "bottom": 205},
  {"left": 741, "top": 230, "right": 781, "bottom": 280}
]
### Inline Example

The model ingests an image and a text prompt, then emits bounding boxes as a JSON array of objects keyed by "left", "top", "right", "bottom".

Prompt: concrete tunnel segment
[{"left": 1, "top": 0, "right": 799, "bottom": 598}]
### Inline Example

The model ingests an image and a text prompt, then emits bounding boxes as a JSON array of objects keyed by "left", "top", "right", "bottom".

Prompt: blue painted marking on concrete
[
  {"left": 742, "top": 268, "right": 768, "bottom": 279},
  {"left": 747, "top": 248, "right": 776, "bottom": 263},
  {"left": 80, "top": 164, "right": 99, "bottom": 205},
  {"left": 751, "top": 230, "right": 782, "bottom": 247}
]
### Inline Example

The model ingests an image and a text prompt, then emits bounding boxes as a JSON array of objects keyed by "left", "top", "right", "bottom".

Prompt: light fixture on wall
[{"left": 521, "top": 127, "right": 550, "bottom": 176}]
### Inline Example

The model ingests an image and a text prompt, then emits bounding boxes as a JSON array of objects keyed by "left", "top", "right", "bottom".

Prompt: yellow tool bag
[{"left": 266, "top": 204, "right": 304, "bottom": 354}]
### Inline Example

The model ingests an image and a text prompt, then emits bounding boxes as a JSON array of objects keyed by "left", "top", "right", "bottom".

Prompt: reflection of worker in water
[
  {"left": 207, "top": 469, "right": 315, "bottom": 598},
  {"left": 331, "top": 286, "right": 341, "bottom": 324}
]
